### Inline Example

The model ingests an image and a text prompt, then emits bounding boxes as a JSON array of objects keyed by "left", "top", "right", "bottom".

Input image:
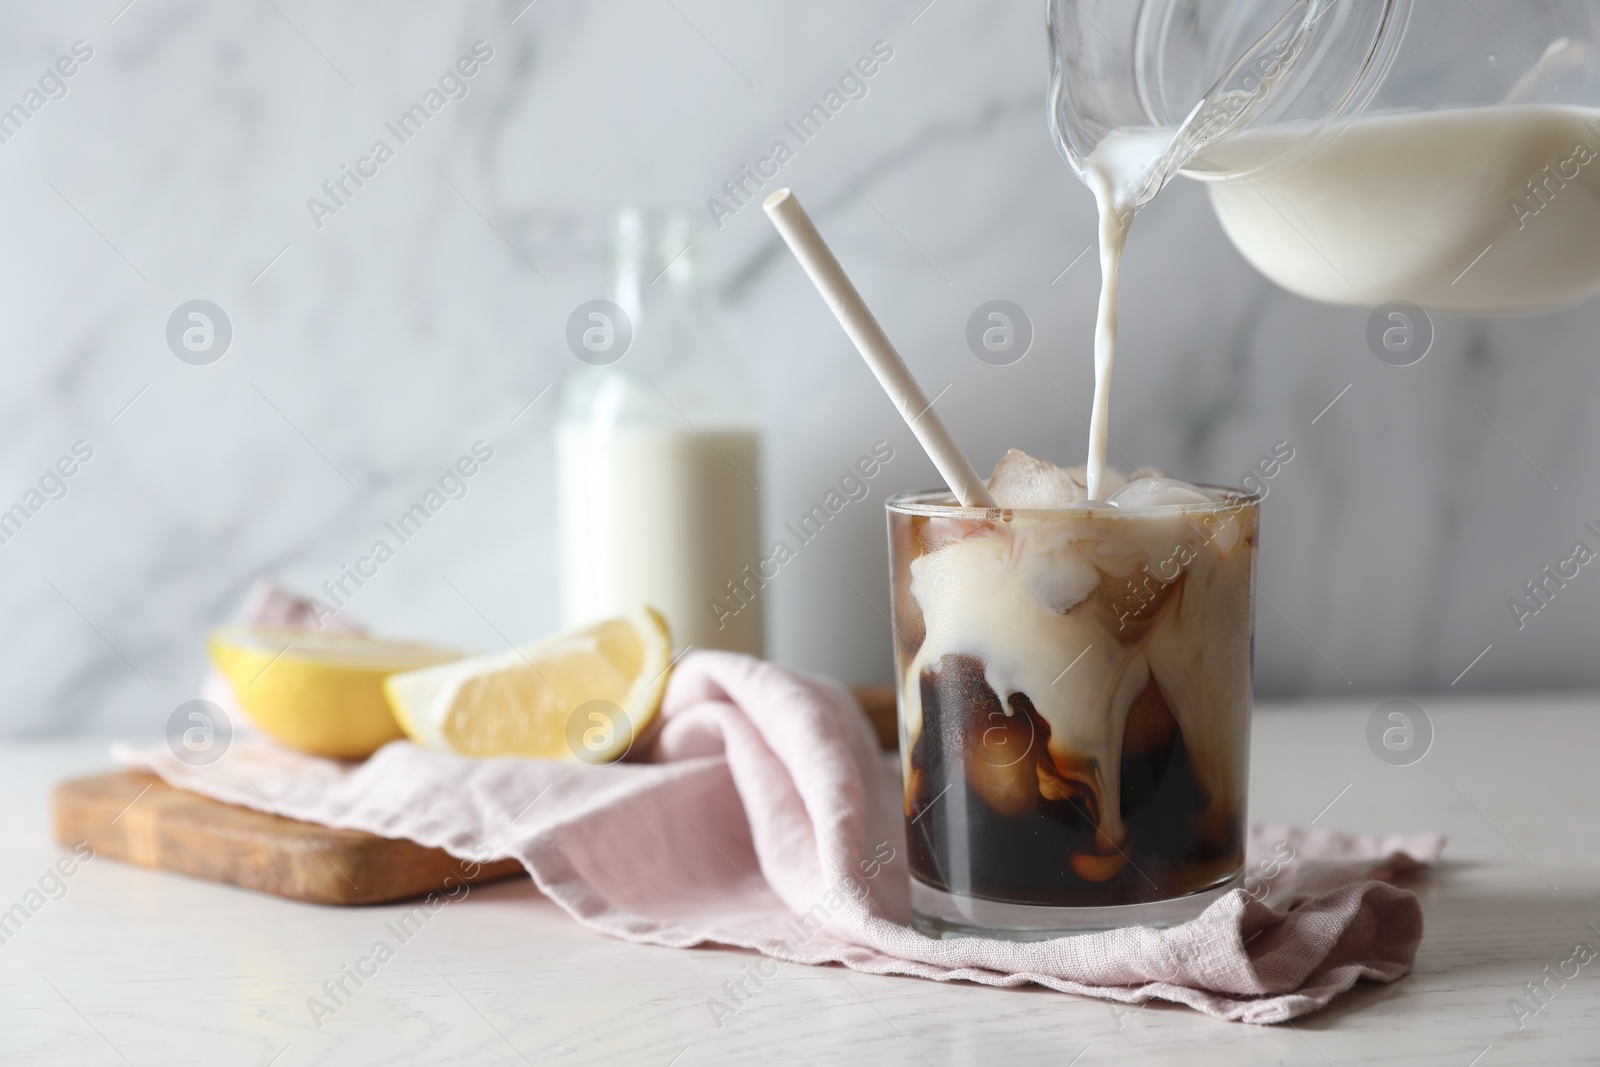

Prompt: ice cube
[
  {"left": 1028, "top": 556, "right": 1101, "bottom": 613},
  {"left": 1108, "top": 476, "right": 1216, "bottom": 509},
  {"left": 1063, "top": 463, "right": 1126, "bottom": 498},
  {"left": 987, "top": 449, "right": 1087, "bottom": 508}
]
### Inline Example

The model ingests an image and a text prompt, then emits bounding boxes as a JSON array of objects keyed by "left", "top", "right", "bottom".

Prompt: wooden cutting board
[
  {"left": 51, "top": 685, "right": 900, "bottom": 906},
  {"left": 855, "top": 683, "right": 897, "bottom": 748},
  {"left": 52, "top": 771, "right": 528, "bottom": 906}
]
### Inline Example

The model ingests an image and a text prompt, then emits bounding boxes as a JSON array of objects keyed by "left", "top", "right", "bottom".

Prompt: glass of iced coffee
[{"left": 888, "top": 452, "right": 1259, "bottom": 938}]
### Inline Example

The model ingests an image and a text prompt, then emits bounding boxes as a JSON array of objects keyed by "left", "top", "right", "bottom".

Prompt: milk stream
[
  {"left": 1077, "top": 105, "right": 1600, "bottom": 496},
  {"left": 1080, "top": 130, "right": 1173, "bottom": 502},
  {"left": 557, "top": 423, "right": 763, "bottom": 656},
  {"left": 1084, "top": 175, "right": 1127, "bottom": 504}
]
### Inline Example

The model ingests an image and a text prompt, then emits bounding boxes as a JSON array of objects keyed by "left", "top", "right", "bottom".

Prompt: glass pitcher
[{"left": 1048, "top": 0, "right": 1600, "bottom": 312}]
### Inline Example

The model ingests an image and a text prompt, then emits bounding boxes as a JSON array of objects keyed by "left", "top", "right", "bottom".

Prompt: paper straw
[{"left": 763, "top": 189, "right": 995, "bottom": 509}]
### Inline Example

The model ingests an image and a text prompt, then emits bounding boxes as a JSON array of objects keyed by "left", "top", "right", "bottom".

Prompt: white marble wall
[{"left": 3, "top": 0, "right": 1598, "bottom": 736}]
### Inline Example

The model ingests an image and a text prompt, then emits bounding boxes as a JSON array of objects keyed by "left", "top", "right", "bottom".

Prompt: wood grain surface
[
  {"left": 853, "top": 683, "right": 898, "bottom": 748},
  {"left": 52, "top": 771, "right": 525, "bottom": 906}
]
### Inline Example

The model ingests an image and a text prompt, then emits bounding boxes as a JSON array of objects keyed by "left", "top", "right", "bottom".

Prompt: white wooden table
[{"left": 1, "top": 694, "right": 1596, "bottom": 1066}]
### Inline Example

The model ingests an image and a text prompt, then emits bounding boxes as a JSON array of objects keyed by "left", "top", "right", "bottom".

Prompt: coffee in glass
[{"left": 888, "top": 452, "right": 1259, "bottom": 938}]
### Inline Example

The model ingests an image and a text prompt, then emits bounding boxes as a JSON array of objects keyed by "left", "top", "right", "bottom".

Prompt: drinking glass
[{"left": 887, "top": 488, "right": 1261, "bottom": 938}]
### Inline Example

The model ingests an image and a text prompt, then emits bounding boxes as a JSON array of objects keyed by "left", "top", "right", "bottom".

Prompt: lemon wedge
[
  {"left": 384, "top": 607, "right": 672, "bottom": 762},
  {"left": 208, "top": 627, "right": 462, "bottom": 759}
]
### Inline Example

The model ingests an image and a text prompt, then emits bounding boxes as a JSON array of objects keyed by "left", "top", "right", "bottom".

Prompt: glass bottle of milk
[{"left": 556, "top": 206, "right": 764, "bottom": 656}]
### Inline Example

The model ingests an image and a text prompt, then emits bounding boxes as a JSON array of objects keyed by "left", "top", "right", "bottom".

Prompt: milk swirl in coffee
[{"left": 892, "top": 457, "right": 1256, "bottom": 905}]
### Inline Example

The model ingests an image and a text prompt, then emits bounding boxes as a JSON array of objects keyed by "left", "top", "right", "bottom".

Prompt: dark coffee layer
[{"left": 905, "top": 654, "right": 1243, "bottom": 907}]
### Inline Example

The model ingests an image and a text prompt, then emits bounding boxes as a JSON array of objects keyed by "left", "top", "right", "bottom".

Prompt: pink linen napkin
[{"left": 122, "top": 593, "right": 1442, "bottom": 1025}]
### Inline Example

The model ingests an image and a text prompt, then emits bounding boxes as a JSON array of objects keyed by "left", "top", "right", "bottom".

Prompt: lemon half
[
  {"left": 384, "top": 607, "right": 672, "bottom": 761},
  {"left": 208, "top": 627, "right": 462, "bottom": 759}
]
